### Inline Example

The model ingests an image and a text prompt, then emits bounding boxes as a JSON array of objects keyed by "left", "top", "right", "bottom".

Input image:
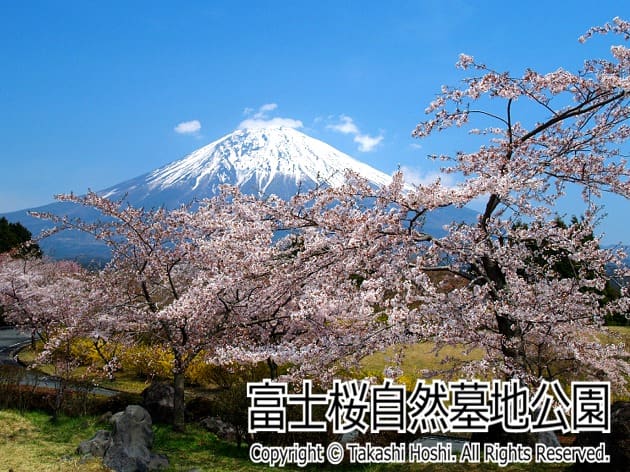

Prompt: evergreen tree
[
  {"left": 0, "top": 217, "right": 41, "bottom": 258},
  {"left": 0, "top": 217, "right": 43, "bottom": 325}
]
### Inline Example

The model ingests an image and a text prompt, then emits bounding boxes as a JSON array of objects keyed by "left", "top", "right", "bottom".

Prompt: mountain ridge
[
  {"left": 2, "top": 126, "right": 476, "bottom": 263},
  {"left": 97, "top": 126, "right": 394, "bottom": 207}
]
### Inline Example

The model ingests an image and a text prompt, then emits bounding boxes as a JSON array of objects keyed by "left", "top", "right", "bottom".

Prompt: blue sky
[{"left": 0, "top": 1, "right": 628, "bottom": 243}]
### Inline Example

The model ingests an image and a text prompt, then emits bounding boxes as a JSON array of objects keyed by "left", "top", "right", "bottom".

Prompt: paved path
[
  {"left": 0, "top": 327, "right": 118, "bottom": 396},
  {"left": 0, "top": 327, "right": 31, "bottom": 363}
]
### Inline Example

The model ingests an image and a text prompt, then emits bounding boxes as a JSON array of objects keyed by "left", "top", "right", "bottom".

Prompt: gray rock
[
  {"left": 142, "top": 382, "right": 175, "bottom": 424},
  {"left": 77, "top": 430, "right": 112, "bottom": 458},
  {"left": 98, "top": 411, "right": 113, "bottom": 424},
  {"left": 105, "top": 405, "right": 168, "bottom": 472},
  {"left": 78, "top": 405, "right": 168, "bottom": 472},
  {"left": 199, "top": 416, "right": 236, "bottom": 442},
  {"left": 536, "top": 430, "right": 561, "bottom": 447},
  {"left": 339, "top": 430, "right": 360, "bottom": 443}
]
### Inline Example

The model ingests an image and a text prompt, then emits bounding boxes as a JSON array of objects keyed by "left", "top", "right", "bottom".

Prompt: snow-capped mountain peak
[
  {"left": 144, "top": 126, "right": 392, "bottom": 195},
  {"left": 2, "top": 126, "right": 476, "bottom": 262},
  {"left": 98, "top": 126, "right": 394, "bottom": 208}
]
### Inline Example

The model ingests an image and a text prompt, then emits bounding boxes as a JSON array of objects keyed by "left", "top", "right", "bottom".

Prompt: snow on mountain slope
[
  {"left": 154, "top": 127, "right": 391, "bottom": 188},
  {"left": 2, "top": 126, "right": 476, "bottom": 263},
  {"left": 100, "top": 126, "right": 393, "bottom": 207}
]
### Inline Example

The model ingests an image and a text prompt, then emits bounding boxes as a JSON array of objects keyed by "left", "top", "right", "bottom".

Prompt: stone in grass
[
  {"left": 199, "top": 416, "right": 236, "bottom": 443},
  {"left": 77, "top": 429, "right": 112, "bottom": 458},
  {"left": 78, "top": 405, "right": 169, "bottom": 472},
  {"left": 142, "top": 381, "right": 175, "bottom": 424}
]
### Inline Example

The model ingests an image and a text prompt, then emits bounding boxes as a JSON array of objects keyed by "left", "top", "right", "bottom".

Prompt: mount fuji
[
  {"left": 98, "top": 126, "right": 394, "bottom": 207},
  {"left": 3, "top": 126, "right": 475, "bottom": 263}
]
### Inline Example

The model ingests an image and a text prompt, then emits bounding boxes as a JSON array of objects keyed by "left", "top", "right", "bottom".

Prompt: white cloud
[
  {"left": 327, "top": 115, "right": 359, "bottom": 135},
  {"left": 238, "top": 117, "right": 303, "bottom": 130},
  {"left": 174, "top": 120, "right": 201, "bottom": 135},
  {"left": 327, "top": 115, "right": 383, "bottom": 152},
  {"left": 354, "top": 134, "right": 383, "bottom": 152},
  {"left": 238, "top": 103, "right": 302, "bottom": 130},
  {"left": 257, "top": 103, "right": 278, "bottom": 115}
]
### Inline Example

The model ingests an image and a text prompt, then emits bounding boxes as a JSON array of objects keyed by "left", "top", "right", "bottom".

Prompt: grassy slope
[
  {"left": 5, "top": 327, "right": 626, "bottom": 470},
  {"left": 0, "top": 409, "right": 265, "bottom": 472},
  {"left": 0, "top": 410, "right": 108, "bottom": 472},
  {"left": 0, "top": 409, "right": 572, "bottom": 472},
  {"left": 362, "top": 326, "right": 630, "bottom": 396}
]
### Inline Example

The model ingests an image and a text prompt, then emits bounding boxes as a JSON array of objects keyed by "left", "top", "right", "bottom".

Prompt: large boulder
[
  {"left": 78, "top": 405, "right": 168, "bottom": 472},
  {"left": 77, "top": 429, "right": 112, "bottom": 458},
  {"left": 199, "top": 416, "right": 236, "bottom": 442},
  {"left": 572, "top": 401, "right": 630, "bottom": 472},
  {"left": 142, "top": 382, "right": 175, "bottom": 424}
]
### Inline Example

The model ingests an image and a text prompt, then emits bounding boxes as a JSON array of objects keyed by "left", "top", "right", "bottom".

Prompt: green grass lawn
[
  {"left": 605, "top": 325, "right": 630, "bottom": 344},
  {"left": 362, "top": 326, "right": 630, "bottom": 395},
  {"left": 0, "top": 409, "right": 267, "bottom": 472},
  {"left": 18, "top": 326, "right": 629, "bottom": 398},
  {"left": 0, "top": 410, "right": 109, "bottom": 471},
  {"left": 361, "top": 341, "right": 484, "bottom": 382},
  {"left": 5, "top": 327, "right": 626, "bottom": 471},
  {"left": 18, "top": 345, "right": 155, "bottom": 395},
  {"left": 0, "top": 409, "right": 573, "bottom": 472}
]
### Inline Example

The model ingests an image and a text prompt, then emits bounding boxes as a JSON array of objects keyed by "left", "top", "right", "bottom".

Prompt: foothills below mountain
[{"left": 3, "top": 126, "right": 476, "bottom": 263}]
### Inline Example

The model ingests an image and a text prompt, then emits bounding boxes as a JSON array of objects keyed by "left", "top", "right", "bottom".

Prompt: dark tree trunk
[
  {"left": 267, "top": 357, "right": 278, "bottom": 380},
  {"left": 173, "top": 371, "right": 186, "bottom": 432}
]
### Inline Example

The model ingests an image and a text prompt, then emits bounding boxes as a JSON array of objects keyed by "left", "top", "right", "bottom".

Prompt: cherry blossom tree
[
  {"left": 34, "top": 193, "right": 246, "bottom": 429},
  {"left": 395, "top": 17, "right": 630, "bottom": 388},
  {"left": 0, "top": 253, "right": 100, "bottom": 416},
  {"left": 223, "top": 16, "right": 630, "bottom": 390},
  {"left": 26, "top": 18, "right": 630, "bottom": 434},
  {"left": 0, "top": 254, "right": 87, "bottom": 349},
  {"left": 36, "top": 190, "right": 369, "bottom": 430},
  {"left": 207, "top": 176, "right": 422, "bottom": 380},
  {"left": 34, "top": 182, "right": 418, "bottom": 428}
]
